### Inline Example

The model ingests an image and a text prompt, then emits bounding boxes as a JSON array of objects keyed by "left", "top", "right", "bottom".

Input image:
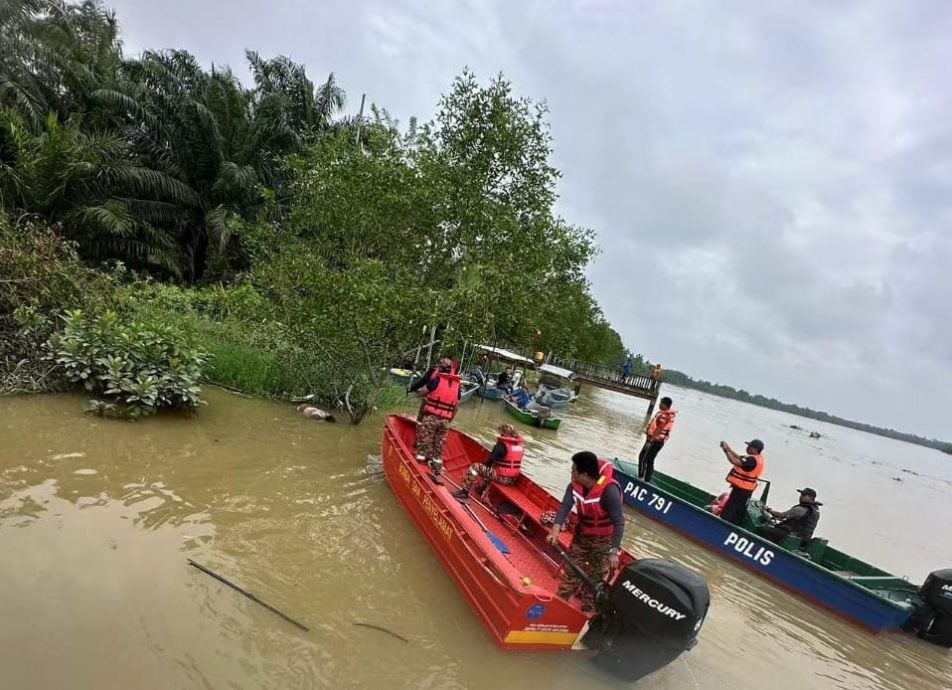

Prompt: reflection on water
[{"left": 0, "top": 387, "right": 949, "bottom": 690}]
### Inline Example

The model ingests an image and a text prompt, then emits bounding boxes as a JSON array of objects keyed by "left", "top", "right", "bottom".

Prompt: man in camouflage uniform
[
  {"left": 413, "top": 358, "right": 460, "bottom": 475},
  {"left": 453, "top": 423, "right": 521, "bottom": 499},
  {"left": 415, "top": 414, "right": 450, "bottom": 466},
  {"left": 546, "top": 451, "right": 625, "bottom": 609}
]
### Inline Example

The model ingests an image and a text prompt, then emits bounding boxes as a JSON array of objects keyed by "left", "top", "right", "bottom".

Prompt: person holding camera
[{"left": 718, "top": 439, "right": 765, "bottom": 525}]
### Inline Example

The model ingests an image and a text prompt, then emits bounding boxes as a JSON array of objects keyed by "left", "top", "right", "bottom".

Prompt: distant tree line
[{"left": 660, "top": 368, "right": 952, "bottom": 455}]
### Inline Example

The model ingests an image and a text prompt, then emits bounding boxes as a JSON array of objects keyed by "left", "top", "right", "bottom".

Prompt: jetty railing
[{"left": 549, "top": 357, "right": 661, "bottom": 409}]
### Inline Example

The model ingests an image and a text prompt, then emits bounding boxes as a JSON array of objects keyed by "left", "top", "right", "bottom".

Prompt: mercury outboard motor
[
  {"left": 905, "top": 569, "right": 952, "bottom": 647},
  {"left": 583, "top": 559, "right": 710, "bottom": 682}
]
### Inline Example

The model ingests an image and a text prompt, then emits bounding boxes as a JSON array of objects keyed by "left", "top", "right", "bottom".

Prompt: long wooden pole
[{"left": 187, "top": 559, "right": 309, "bottom": 632}]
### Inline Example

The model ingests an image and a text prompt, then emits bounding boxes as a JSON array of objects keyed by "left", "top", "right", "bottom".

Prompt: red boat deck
[{"left": 381, "top": 414, "right": 633, "bottom": 651}]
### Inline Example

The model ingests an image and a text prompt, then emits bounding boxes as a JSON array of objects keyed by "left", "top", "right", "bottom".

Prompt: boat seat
[
  {"left": 790, "top": 536, "right": 828, "bottom": 561},
  {"left": 491, "top": 482, "right": 573, "bottom": 550}
]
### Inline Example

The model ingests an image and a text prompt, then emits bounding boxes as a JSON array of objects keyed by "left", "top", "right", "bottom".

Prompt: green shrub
[
  {"left": 0, "top": 215, "right": 116, "bottom": 393},
  {"left": 48, "top": 309, "right": 207, "bottom": 418}
]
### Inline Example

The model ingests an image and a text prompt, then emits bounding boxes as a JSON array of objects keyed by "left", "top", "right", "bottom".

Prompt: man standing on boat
[
  {"left": 718, "top": 439, "right": 765, "bottom": 525},
  {"left": 762, "top": 488, "right": 822, "bottom": 545},
  {"left": 546, "top": 451, "right": 625, "bottom": 610},
  {"left": 414, "top": 358, "right": 461, "bottom": 476},
  {"left": 452, "top": 423, "right": 523, "bottom": 499},
  {"left": 638, "top": 396, "right": 676, "bottom": 483}
]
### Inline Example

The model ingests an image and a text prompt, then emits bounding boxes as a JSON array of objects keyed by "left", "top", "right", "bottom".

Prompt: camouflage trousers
[
  {"left": 459, "top": 463, "right": 517, "bottom": 494},
  {"left": 556, "top": 533, "right": 613, "bottom": 602},
  {"left": 415, "top": 414, "right": 450, "bottom": 463}
]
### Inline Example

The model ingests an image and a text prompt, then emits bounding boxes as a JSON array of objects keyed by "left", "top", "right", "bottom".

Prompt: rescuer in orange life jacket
[
  {"left": 452, "top": 423, "right": 523, "bottom": 499},
  {"left": 545, "top": 451, "right": 625, "bottom": 611},
  {"left": 412, "top": 357, "right": 461, "bottom": 477},
  {"left": 718, "top": 438, "right": 766, "bottom": 526},
  {"left": 637, "top": 396, "right": 676, "bottom": 483}
]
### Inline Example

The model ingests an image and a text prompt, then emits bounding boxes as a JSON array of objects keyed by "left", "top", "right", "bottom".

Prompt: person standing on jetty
[
  {"left": 718, "top": 439, "right": 765, "bottom": 525},
  {"left": 414, "top": 358, "right": 461, "bottom": 476},
  {"left": 637, "top": 396, "right": 676, "bottom": 483}
]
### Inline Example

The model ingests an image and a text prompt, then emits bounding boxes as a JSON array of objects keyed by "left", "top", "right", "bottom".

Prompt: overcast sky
[{"left": 107, "top": 0, "right": 950, "bottom": 439}]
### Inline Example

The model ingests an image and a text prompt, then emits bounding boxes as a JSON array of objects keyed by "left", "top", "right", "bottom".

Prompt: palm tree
[
  {"left": 0, "top": 107, "right": 196, "bottom": 274},
  {"left": 93, "top": 49, "right": 260, "bottom": 280},
  {"left": 0, "top": 0, "right": 121, "bottom": 126}
]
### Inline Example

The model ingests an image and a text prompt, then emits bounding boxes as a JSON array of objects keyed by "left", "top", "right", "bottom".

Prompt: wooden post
[
  {"left": 424, "top": 325, "right": 436, "bottom": 371},
  {"left": 645, "top": 385, "right": 660, "bottom": 418},
  {"left": 355, "top": 93, "right": 366, "bottom": 146}
]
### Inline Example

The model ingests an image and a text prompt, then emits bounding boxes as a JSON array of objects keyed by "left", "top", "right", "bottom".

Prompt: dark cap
[
  {"left": 797, "top": 487, "right": 817, "bottom": 498},
  {"left": 745, "top": 439, "right": 765, "bottom": 453}
]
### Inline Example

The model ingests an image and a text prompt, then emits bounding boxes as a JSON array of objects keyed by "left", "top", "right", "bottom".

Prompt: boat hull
[
  {"left": 612, "top": 465, "right": 914, "bottom": 633},
  {"left": 536, "top": 386, "right": 575, "bottom": 408},
  {"left": 381, "top": 415, "right": 597, "bottom": 650},
  {"left": 459, "top": 380, "right": 480, "bottom": 403},
  {"left": 504, "top": 400, "right": 561, "bottom": 429},
  {"left": 479, "top": 386, "right": 506, "bottom": 400}
]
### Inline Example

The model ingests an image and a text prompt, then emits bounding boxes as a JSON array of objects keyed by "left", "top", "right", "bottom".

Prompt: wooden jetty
[{"left": 549, "top": 358, "right": 662, "bottom": 415}]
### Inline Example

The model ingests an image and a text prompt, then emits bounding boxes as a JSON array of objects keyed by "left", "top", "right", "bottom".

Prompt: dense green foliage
[
  {"left": 50, "top": 309, "right": 206, "bottom": 417},
  {"left": 0, "top": 0, "right": 629, "bottom": 421}
]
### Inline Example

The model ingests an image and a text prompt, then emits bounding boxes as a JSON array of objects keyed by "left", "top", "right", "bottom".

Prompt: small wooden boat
[
  {"left": 381, "top": 416, "right": 711, "bottom": 679},
  {"left": 504, "top": 400, "right": 561, "bottom": 429},
  {"left": 479, "top": 385, "right": 506, "bottom": 401},
  {"left": 611, "top": 460, "right": 952, "bottom": 644},
  {"left": 388, "top": 367, "right": 421, "bottom": 387},
  {"left": 458, "top": 380, "right": 480, "bottom": 403},
  {"left": 535, "top": 384, "right": 576, "bottom": 408}
]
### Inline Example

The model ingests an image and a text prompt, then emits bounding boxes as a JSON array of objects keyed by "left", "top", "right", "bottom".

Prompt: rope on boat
[{"left": 187, "top": 559, "right": 310, "bottom": 632}]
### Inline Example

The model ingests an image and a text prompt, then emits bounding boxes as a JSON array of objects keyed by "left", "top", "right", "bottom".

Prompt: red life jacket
[
  {"left": 647, "top": 409, "right": 676, "bottom": 442},
  {"left": 494, "top": 434, "right": 525, "bottom": 478},
  {"left": 597, "top": 458, "right": 614, "bottom": 481},
  {"left": 421, "top": 373, "right": 460, "bottom": 420},
  {"left": 726, "top": 453, "right": 764, "bottom": 492},
  {"left": 571, "top": 475, "right": 620, "bottom": 538}
]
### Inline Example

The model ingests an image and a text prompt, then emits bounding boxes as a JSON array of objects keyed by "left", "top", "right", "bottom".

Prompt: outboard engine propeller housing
[
  {"left": 906, "top": 568, "right": 952, "bottom": 648},
  {"left": 583, "top": 559, "right": 710, "bottom": 682}
]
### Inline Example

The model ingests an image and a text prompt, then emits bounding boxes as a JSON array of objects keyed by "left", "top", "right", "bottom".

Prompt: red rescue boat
[
  {"left": 381, "top": 414, "right": 709, "bottom": 674},
  {"left": 382, "top": 414, "right": 627, "bottom": 649}
]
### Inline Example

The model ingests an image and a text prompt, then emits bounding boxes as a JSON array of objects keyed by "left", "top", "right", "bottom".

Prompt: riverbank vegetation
[{"left": 0, "top": 0, "right": 626, "bottom": 421}]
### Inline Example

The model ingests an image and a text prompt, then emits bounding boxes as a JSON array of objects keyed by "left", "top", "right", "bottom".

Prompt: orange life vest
[
  {"left": 494, "top": 434, "right": 525, "bottom": 478},
  {"left": 726, "top": 453, "right": 764, "bottom": 492},
  {"left": 571, "top": 475, "right": 620, "bottom": 538},
  {"left": 421, "top": 373, "right": 460, "bottom": 420},
  {"left": 646, "top": 409, "right": 676, "bottom": 442},
  {"left": 597, "top": 458, "right": 614, "bottom": 482}
]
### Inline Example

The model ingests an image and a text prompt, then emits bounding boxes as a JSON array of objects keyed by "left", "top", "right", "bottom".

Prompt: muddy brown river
[{"left": 0, "top": 385, "right": 949, "bottom": 689}]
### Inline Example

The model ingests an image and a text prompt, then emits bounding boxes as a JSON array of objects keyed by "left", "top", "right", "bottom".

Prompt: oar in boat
[
  {"left": 460, "top": 501, "right": 511, "bottom": 555},
  {"left": 550, "top": 544, "right": 604, "bottom": 598}
]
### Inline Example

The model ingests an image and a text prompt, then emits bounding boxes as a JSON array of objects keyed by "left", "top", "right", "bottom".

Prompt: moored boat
[
  {"left": 611, "top": 460, "right": 952, "bottom": 645},
  {"left": 535, "top": 384, "right": 576, "bottom": 408},
  {"left": 504, "top": 399, "right": 561, "bottom": 429},
  {"left": 459, "top": 379, "right": 480, "bottom": 403},
  {"left": 388, "top": 367, "right": 421, "bottom": 387},
  {"left": 479, "top": 385, "right": 507, "bottom": 400},
  {"left": 381, "top": 415, "right": 711, "bottom": 680}
]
